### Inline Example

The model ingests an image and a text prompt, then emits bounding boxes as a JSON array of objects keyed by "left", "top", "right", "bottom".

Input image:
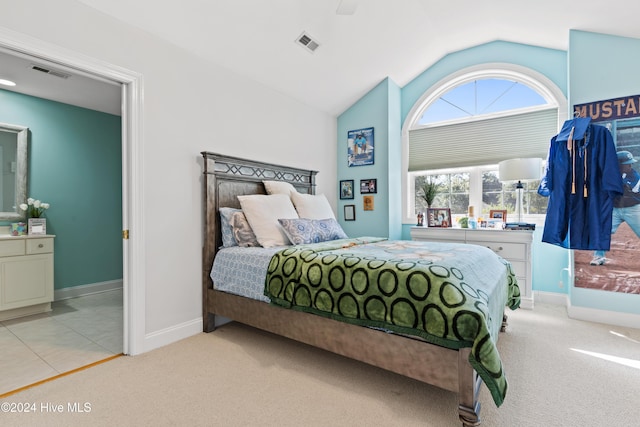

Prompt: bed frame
[{"left": 201, "top": 152, "right": 482, "bottom": 427}]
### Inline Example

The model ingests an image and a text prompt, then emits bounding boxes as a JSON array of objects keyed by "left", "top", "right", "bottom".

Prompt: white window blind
[{"left": 408, "top": 107, "right": 558, "bottom": 171}]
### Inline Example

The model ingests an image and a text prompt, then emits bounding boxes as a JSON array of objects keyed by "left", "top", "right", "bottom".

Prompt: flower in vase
[{"left": 19, "top": 197, "right": 51, "bottom": 218}]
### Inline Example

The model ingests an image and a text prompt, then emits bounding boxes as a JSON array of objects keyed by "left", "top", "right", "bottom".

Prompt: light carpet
[{"left": 1, "top": 303, "right": 639, "bottom": 427}]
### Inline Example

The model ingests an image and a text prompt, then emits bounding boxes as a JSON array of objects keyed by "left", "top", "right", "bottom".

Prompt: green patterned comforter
[{"left": 264, "top": 237, "right": 520, "bottom": 407}]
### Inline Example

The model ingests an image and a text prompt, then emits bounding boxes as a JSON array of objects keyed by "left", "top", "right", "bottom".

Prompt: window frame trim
[
  {"left": 411, "top": 164, "right": 493, "bottom": 217},
  {"left": 401, "top": 63, "right": 568, "bottom": 224}
]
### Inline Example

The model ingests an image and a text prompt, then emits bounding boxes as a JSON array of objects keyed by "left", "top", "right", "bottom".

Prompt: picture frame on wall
[
  {"left": 347, "top": 127, "right": 374, "bottom": 167},
  {"left": 573, "top": 94, "right": 640, "bottom": 295},
  {"left": 363, "top": 195, "right": 374, "bottom": 211},
  {"left": 426, "top": 208, "right": 451, "bottom": 228},
  {"left": 344, "top": 204, "right": 356, "bottom": 221},
  {"left": 340, "top": 180, "right": 354, "bottom": 200},
  {"left": 359, "top": 179, "right": 377, "bottom": 194}
]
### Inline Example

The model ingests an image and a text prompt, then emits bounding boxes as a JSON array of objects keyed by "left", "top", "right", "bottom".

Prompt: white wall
[{"left": 0, "top": 0, "right": 337, "bottom": 351}]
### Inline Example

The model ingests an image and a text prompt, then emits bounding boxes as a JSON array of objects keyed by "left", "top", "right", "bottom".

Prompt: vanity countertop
[
  {"left": 0, "top": 234, "right": 55, "bottom": 240},
  {"left": 0, "top": 225, "right": 54, "bottom": 239}
]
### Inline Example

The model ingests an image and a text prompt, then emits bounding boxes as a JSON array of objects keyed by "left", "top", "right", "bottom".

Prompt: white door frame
[{"left": 0, "top": 27, "right": 145, "bottom": 355}]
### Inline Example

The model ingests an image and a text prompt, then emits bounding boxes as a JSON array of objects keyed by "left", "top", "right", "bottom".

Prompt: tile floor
[{"left": 0, "top": 289, "right": 123, "bottom": 395}]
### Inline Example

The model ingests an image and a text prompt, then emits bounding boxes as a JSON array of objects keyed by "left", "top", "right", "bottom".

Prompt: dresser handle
[
  {"left": 38, "top": 243, "right": 44, "bottom": 248},
  {"left": 488, "top": 246, "right": 503, "bottom": 252}
]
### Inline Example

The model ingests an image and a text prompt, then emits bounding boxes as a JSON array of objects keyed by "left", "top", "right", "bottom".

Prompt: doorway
[{"left": 0, "top": 30, "right": 143, "bottom": 360}]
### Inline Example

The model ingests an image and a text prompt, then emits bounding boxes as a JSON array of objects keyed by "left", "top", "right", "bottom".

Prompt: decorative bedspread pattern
[
  {"left": 264, "top": 237, "right": 520, "bottom": 406},
  {"left": 211, "top": 246, "right": 283, "bottom": 302}
]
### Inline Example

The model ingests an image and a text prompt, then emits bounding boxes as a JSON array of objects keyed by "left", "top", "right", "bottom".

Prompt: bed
[{"left": 201, "top": 152, "right": 519, "bottom": 427}]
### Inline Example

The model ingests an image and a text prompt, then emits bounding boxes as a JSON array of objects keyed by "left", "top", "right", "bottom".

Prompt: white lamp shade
[{"left": 498, "top": 158, "right": 542, "bottom": 182}]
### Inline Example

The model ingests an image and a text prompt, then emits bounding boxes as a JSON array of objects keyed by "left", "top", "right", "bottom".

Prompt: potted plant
[
  {"left": 418, "top": 180, "right": 440, "bottom": 208},
  {"left": 20, "top": 197, "right": 51, "bottom": 235}
]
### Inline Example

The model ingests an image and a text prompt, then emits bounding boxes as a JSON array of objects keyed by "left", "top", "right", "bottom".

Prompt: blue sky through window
[{"left": 418, "top": 78, "right": 547, "bottom": 125}]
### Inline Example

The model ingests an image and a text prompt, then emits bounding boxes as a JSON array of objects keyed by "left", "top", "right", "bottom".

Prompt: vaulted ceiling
[{"left": 4, "top": 1, "right": 640, "bottom": 116}]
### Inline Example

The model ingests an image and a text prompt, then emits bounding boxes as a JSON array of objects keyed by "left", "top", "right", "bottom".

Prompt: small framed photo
[
  {"left": 489, "top": 210, "right": 507, "bottom": 222},
  {"left": 28, "top": 218, "right": 47, "bottom": 235},
  {"left": 340, "top": 180, "right": 354, "bottom": 199},
  {"left": 347, "top": 127, "right": 374, "bottom": 167},
  {"left": 344, "top": 204, "right": 356, "bottom": 221},
  {"left": 427, "top": 208, "right": 452, "bottom": 228},
  {"left": 363, "top": 195, "right": 374, "bottom": 211},
  {"left": 359, "top": 179, "right": 377, "bottom": 194}
]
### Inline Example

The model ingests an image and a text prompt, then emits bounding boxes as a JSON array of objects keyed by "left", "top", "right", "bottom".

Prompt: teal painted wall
[
  {"left": 337, "top": 78, "right": 403, "bottom": 239},
  {"left": 0, "top": 89, "right": 122, "bottom": 290},
  {"left": 567, "top": 30, "right": 640, "bottom": 315}
]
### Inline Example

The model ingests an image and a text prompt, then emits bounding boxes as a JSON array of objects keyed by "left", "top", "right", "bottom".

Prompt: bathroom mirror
[{"left": 0, "top": 122, "right": 28, "bottom": 221}]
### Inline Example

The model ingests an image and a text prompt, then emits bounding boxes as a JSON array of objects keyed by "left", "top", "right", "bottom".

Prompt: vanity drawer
[
  {"left": 26, "top": 238, "right": 54, "bottom": 255},
  {"left": 0, "top": 240, "right": 26, "bottom": 257}
]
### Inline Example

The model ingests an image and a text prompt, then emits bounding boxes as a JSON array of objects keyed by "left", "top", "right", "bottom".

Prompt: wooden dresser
[
  {"left": 0, "top": 234, "right": 55, "bottom": 321},
  {"left": 410, "top": 227, "right": 534, "bottom": 309}
]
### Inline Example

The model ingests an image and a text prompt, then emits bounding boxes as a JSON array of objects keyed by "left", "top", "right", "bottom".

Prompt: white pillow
[
  {"left": 263, "top": 180, "right": 296, "bottom": 196},
  {"left": 290, "top": 192, "right": 335, "bottom": 220},
  {"left": 237, "top": 194, "right": 299, "bottom": 247}
]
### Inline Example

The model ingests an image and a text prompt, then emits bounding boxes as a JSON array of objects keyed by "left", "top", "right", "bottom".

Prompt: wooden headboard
[{"left": 201, "top": 152, "right": 317, "bottom": 328}]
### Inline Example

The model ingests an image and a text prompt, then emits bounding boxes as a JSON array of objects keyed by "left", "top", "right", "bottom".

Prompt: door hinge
[{"left": 122, "top": 229, "right": 129, "bottom": 240}]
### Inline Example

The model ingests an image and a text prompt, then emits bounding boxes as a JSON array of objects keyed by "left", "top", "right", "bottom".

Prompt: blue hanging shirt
[{"left": 538, "top": 120, "right": 623, "bottom": 250}]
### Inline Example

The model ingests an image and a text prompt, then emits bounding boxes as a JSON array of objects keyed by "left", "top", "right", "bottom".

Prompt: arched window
[
  {"left": 418, "top": 78, "right": 547, "bottom": 125},
  {"left": 403, "top": 64, "right": 568, "bottom": 224}
]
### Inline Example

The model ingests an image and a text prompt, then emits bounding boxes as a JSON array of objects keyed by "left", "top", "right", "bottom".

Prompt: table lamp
[{"left": 498, "top": 158, "right": 542, "bottom": 224}]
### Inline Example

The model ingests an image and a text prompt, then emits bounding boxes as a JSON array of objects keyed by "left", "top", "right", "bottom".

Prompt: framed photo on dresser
[
  {"left": 427, "top": 208, "right": 451, "bottom": 228},
  {"left": 28, "top": 218, "right": 47, "bottom": 235},
  {"left": 489, "top": 210, "right": 507, "bottom": 222}
]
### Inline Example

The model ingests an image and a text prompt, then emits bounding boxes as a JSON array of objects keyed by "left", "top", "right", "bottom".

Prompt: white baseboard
[
  {"left": 534, "top": 291, "right": 640, "bottom": 328},
  {"left": 54, "top": 281, "right": 202, "bottom": 355},
  {"left": 0, "top": 303, "right": 51, "bottom": 321},
  {"left": 534, "top": 291, "right": 569, "bottom": 306},
  {"left": 54, "top": 279, "right": 123, "bottom": 301},
  {"left": 143, "top": 317, "right": 203, "bottom": 353},
  {"left": 567, "top": 303, "right": 640, "bottom": 329}
]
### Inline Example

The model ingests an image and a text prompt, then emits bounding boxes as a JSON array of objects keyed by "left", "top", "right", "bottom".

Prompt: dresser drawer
[
  {"left": 515, "top": 278, "right": 528, "bottom": 293},
  {"left": 411, "top": 227, "right": 466, "bottom": 242},
  {"left": 411, "top": 227, "right": 534, "bottom": 309},
  {"left": 508, "top": 260, "right": 526, "bottom": 278},
  {"left": 0, "top": 240, "right": 26, "bottom": 257},
  {"left": 26, "top": 238, "right": 54, "bottom": 255},
  {"left": 467, "top": 241, "right": 525, "bottom": 260}
]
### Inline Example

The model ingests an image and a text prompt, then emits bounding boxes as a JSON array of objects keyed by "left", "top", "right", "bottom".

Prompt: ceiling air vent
[
  {"left": 296, "top": 32, "right": 320, "bottom": 53},
  {"left": 30, "top": 64, "right": 71, "bottom": 79}
]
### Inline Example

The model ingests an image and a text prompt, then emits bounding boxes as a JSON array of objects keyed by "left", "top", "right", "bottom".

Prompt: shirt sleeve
[
  {"left": 537, "top": 137, "right": 555, "bottom": 197},
  {"left": 601, "top": 129, "right": 624, "bottom": 198}
]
